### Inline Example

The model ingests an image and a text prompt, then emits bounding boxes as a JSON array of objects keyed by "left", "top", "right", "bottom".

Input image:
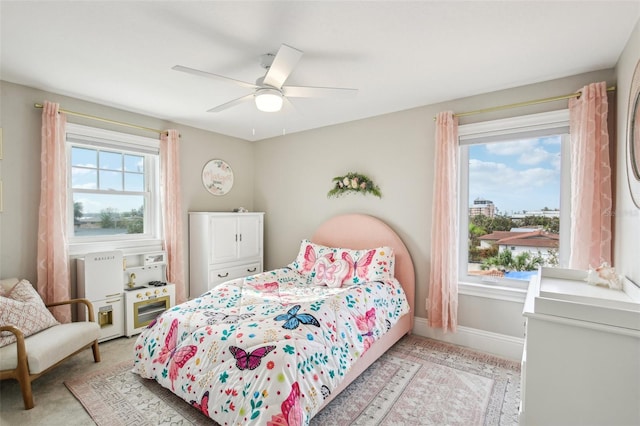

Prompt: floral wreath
[{"left": 327, "top": 172, "right": 382, "bottom": 198}]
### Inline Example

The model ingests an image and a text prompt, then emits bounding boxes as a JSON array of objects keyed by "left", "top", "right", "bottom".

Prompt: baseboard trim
[{"left": 412, "top": 317, "right": 524, "bottom": 362}]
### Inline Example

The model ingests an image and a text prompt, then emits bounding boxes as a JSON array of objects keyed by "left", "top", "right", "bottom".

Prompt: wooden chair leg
[
  {"left": 92, "top": 340, "right": 101, "bottom": 363},
  {"left": 16, "top": 361, "right": 34, "bottom": 409}
]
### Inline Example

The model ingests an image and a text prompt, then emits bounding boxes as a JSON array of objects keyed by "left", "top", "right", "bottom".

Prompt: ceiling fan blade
[
  {"left": 207, "top": 94, "right": 254, "bottom": 113},
  {"left": 283, "top": 85, "right": 358, "bottom": 98},
  {"left": 173, "top": 65, "right": 258, "bottom": 89},
  {"left": 262, "top": 44, "right": 303, "bottom": 89}
]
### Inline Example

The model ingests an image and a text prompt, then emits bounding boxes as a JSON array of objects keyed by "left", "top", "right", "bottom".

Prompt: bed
[{"left": 132, "top": 213, "right": 415, "bottom": 425}]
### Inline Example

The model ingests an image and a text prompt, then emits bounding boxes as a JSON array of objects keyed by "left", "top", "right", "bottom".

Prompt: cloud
[
  {"left": 485, "top": 139, "right": 538, "bottom": 156},
  {"left": 484, "top": 138, "right": 560, "bottom": 168},
  {"left": 470, "top": 159, "right": 558, "bottom": 187},
  {"left": 468, "top": 136, "right": 564, "bottom": 212},
  {"left": 541, "top": 136, "right": 562, "bottom": 145},
  {"left": 71, "top": 166, "right": 94, "bottom": 176},
  {"left": 518, "top": 147, "right": 561, "bottom": 169},
  {"left": 73, "top": 183, "right": 98, "bottom": 190},
  {"left": 469, "top": 159, "right": 559, "bottom": 202}
]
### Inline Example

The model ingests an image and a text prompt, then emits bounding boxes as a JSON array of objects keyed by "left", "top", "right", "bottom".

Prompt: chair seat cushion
[
  {"left": 0, "top": 280, "right": 60, "bottom": 347},
  {"left": 0, "top": 322, "right": 100, "bottom": 373}
]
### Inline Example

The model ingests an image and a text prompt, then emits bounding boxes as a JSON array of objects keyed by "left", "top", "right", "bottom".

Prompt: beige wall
[
  {"left": 2, "top": 34, "right": 637, "bottom": 339},
  {"left": 254, "top": 68, "right": 615, "bottom": 338},
  {"left": 614, "top": 19, "right": 640, "bottom": 285},
  {"left": 0, "top": 81, "right": 254, "bottom": 285}
]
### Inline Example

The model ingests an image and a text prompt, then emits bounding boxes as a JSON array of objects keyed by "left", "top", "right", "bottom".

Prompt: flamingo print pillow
[{"left": 288, "top": 240, "right": 394, "bottom": 286}]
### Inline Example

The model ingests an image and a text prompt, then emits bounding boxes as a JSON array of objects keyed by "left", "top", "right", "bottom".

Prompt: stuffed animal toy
[{"left": 585, "top": 262, "right": 623, "bottom": 290}]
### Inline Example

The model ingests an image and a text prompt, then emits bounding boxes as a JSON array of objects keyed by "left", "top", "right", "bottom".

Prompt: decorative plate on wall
[
  {"left": 202, "top": 159, "right": 234, "bottom": 196},
  {"left": 627, "top": 59, "right": 640, "bottom": 208}
]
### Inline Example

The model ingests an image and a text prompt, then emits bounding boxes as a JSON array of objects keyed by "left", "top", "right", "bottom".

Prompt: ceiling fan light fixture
[{"left": 255, "top": 88, "right": 283, "bottom": 112}]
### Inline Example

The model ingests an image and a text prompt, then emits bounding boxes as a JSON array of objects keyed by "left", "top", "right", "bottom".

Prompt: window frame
[
  {"left": 457, "top": 110, "right": 571, "bottom": 300},
  {"left": 65, "top": 123, "right": 163, "bottom": 255}
]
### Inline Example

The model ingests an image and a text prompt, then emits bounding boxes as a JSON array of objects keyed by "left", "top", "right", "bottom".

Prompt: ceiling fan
[{"left": 172, "top": 44, "right": 358, "bottom": 113}]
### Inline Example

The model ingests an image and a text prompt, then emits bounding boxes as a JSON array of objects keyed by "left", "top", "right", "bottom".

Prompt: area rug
[{"left": 65, "top": 335, "right": 520, "bottom": 425}]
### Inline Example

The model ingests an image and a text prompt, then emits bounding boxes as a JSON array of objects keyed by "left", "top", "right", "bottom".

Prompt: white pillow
[
  {"left": 311, "top": 258, "right": 350, "bottom": 288},
  {"left": 0, "top": 279, "right": 60, "bottom": 347}
]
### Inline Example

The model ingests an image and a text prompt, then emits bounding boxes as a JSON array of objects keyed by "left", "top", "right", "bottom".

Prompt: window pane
[
  {"left": 71, "top": 147, "right": 97, "bottom": 168},
  {"left": 67, "top": 124, "right": 161, "bottom": 244},
  {"left": 99, "top": 170, "right": 122, "bottom": 190},
  {"left": 124, "top": 172, "right": 144, "bottom": 191},
  {"left": 71, "top": 167, "right": 97, "bottom": 189},
  {"left": 124, "top": 155, "right": 144, "bottom": 173},
  {"left": 72, "top": 193, "right": 144, "bottom": 237},
  {"left": 99, "top": 151, "right": 122, "bottom": 171},
  {"left": 466, "top": 135, "right": 562, "bottom": 282}
]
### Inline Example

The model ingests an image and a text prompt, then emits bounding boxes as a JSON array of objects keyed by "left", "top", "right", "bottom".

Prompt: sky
[
  {"left": 71, "top": 147, "right": 145, "bottom": 214},
  {"left": 468, "top": 135, "right": 562, "bottom": 214}
]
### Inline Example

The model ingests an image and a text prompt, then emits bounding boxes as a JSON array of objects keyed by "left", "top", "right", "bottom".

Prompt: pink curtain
[
  {"left": 428, "top": 111, "right": 459, "bottom": 332},
  {"left": 37, "top": 101, "right": 71, "bottom": 322},
  {"left": 568, "top": 82, "right": 613, "bottom": 269},
  {"left": 160, "top": 130, "right": 186, "bottom": 303}
]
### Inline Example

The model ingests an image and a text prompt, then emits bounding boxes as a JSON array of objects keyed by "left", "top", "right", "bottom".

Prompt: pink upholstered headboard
[{"left": 311, "top": 214, "right": 415, "bottom": 325}]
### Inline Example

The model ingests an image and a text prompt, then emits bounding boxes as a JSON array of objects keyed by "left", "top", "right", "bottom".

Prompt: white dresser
[
  {"left": 189, "top": 212, "right": 264, "bottom": 298},
  {"left": 520, "top": 267, "right": 640, "bottom": 426}
]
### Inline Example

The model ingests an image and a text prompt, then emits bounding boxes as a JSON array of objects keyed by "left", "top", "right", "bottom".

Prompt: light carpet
[{"left": 65, "top": 335, "right": 520, "bottom": 425}]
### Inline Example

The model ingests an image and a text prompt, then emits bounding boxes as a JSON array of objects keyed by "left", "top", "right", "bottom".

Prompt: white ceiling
[{"left": 2, "top": 1, "right": 639, "bottom": 141}]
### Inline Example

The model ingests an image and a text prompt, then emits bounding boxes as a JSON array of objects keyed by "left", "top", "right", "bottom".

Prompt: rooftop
[{"left": 479, "top": 229, "right": 559, "bottom": 248}]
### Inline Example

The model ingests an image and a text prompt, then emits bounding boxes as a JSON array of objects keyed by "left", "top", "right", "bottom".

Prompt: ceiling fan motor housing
[{"left": 260, "top": 53, "right": 275, "bottom": 70}]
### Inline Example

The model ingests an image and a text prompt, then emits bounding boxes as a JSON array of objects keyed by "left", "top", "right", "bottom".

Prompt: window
[
  {"left": 458, "top": 110, "right": 571, "bottom": 290},
  {"left": 66, "top": 123, "right": 161, "bottom": 251}
]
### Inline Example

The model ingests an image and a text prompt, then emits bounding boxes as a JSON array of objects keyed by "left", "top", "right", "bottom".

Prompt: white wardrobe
[{"left": 189, "top": 212, "right": 264, "bottom": 298}]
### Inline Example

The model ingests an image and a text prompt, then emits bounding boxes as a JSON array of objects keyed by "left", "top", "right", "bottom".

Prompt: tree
[
  {"left": 74, "top": 202, "right": 84, "bottom": 226},
  {"left": 517, "top": 215, "right": 560, "bottom": 233},
  {"left": 468, "top": 222, "right": 486, "bottom": 248},
  {"left": 100, "top": 208, "right": 118, "bottom": 228},
  {"left": 470, "top": 214, "right": 513, "bottom": 234},
  {"left": 481, "top": 248, "right": 544, "bottom": 272},
  {"left": 545, "top": 248, "right": 559, "bottom": 267},
  {"left": 127, "top": 218, "right": 143, "bottom": 234},
  {"left": 125, "top": 205, "right": 144, "bottom": 234}
]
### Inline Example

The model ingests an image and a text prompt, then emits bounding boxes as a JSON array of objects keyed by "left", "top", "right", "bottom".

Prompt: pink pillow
[
  {"left": 311, "top": 258, "right": 350, "bottom": 288},
  {"left": 289, "top": 239, "right": 395, "bottom": 285},
  {"left": 0, "top": 280, "right": 60, "bottom": 347}
]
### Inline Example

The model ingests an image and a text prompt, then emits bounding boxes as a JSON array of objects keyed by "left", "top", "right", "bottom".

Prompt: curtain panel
[
  {"left": 568, "top": 82, "right": 613, "bottom": 270},
  {"left": 428, "top": 111, "right": 459, "bottom": 332},
  {"left": 37, "top": 101, "right": 71, "bottom": 322},
  {"left": 160, "top": 130, "right": 186, "bottom": 303}
]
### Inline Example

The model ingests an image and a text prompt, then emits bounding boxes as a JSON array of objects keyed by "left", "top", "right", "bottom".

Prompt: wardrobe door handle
[{"left": 217, "top": 272, "right": 229, "bottom": 278}]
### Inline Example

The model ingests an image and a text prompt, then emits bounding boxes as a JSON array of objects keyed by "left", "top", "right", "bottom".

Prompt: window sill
[
  {"left": 68, "top": 239, "right": 163, "bottom": 257},
  {"left": 458, "top": 281, "right": 527, "bottom": 303}
]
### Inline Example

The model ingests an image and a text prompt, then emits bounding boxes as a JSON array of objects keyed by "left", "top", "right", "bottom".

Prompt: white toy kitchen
[{"left": 76, "top": 250, "right": 175, "bottom": 341}]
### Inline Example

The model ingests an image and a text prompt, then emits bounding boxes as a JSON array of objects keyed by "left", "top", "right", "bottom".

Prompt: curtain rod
[
  {"left": 34, "top": 103, "right": 164, "bottom": 135},
  {"left": 434, "top": 86, "right": 616, "bottom": 120}
]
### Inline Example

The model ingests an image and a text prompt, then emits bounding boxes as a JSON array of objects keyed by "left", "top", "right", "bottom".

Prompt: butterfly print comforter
[{"left": 132, "top": 267, "right": 409, "bottom": 425}]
